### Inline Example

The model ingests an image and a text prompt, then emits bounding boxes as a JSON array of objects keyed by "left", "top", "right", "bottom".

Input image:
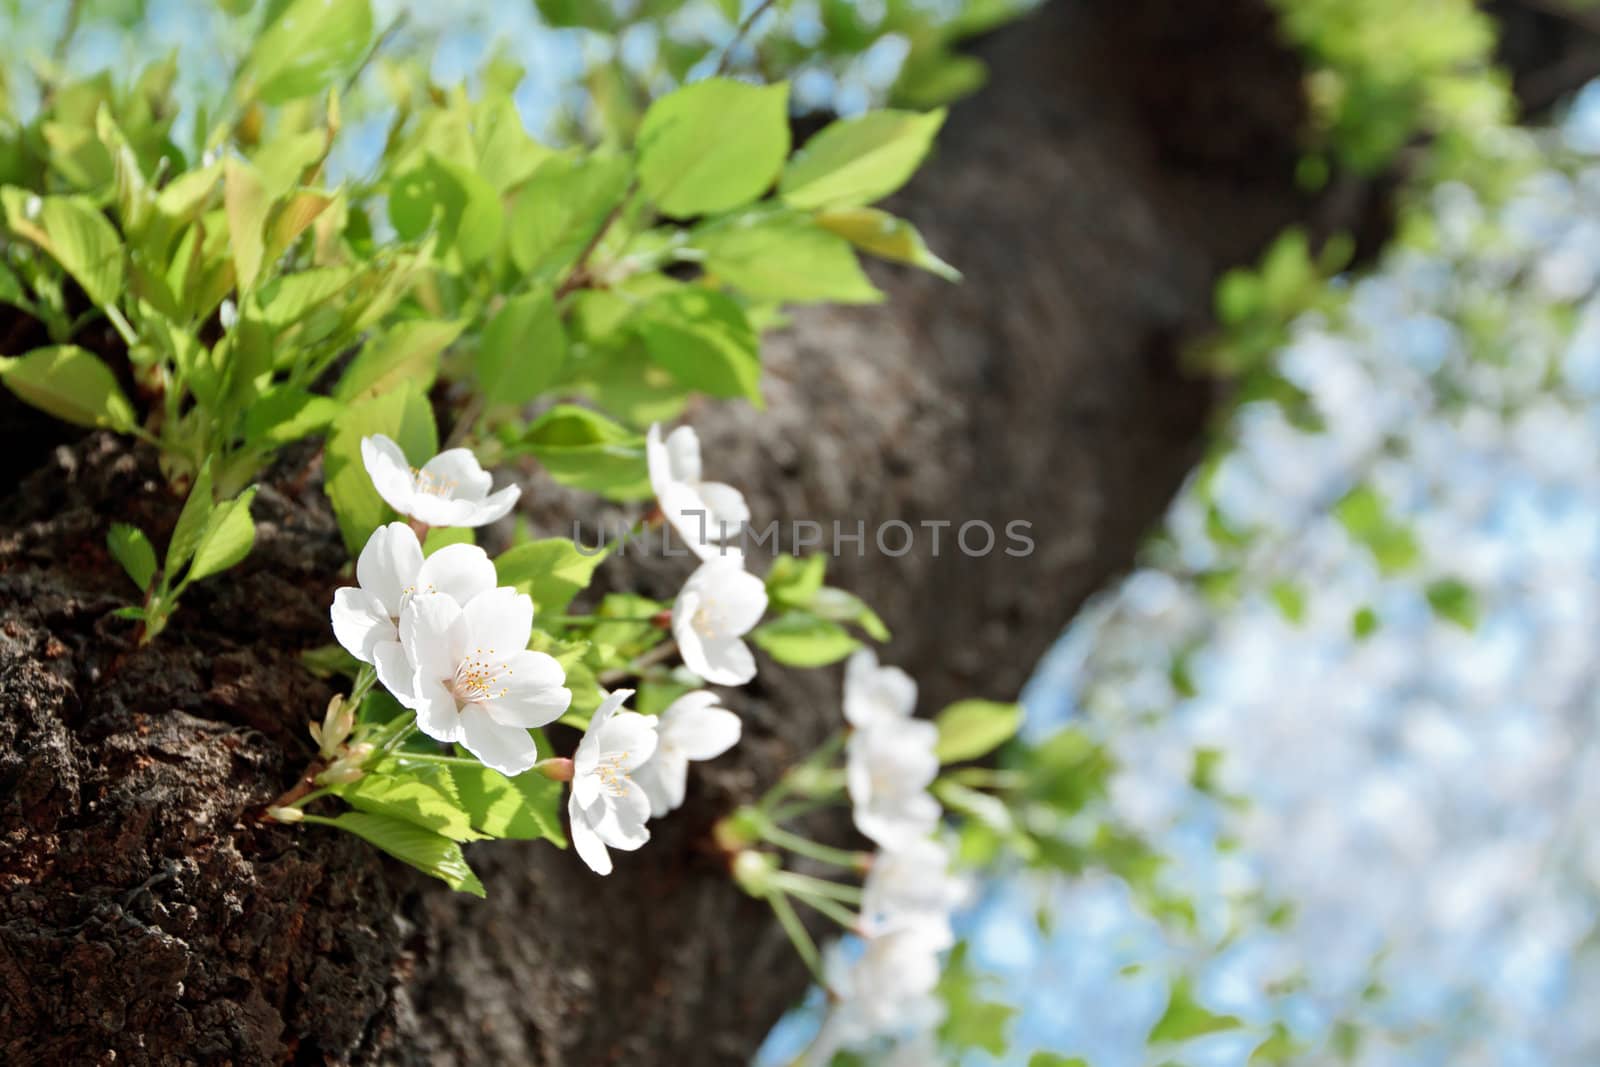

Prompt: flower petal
[
  {"left": 407, "top": 493, "right": 481, "bottom": 528},
  {"left": 569, "top": 797, "right": 613, "bottom": 875},
  {"left": 355, "top": 521, "right": 422, "bottom": 617},
  {"left": 420, "top": 448, "right": 493, "bottom": 502},
  {"left": 485, "top": 660, "right": 571, "bottom": 729},
  {"left": 686, "top": 634, "right": 756, "bottom": 687},
  {"left": 459, "top": 705, "right": 539, "bottom": 775},
  {"left": 696, "top": 480, "right": 749, "bottom": 540},
  {"left": 468, "top": 484, "right": 521, "bottom": 526},
  {"left": 597, "top": 710, "right": 660, "bottom": 772},
  {"left": 413, "top": 675, "right": 463, "bottom": 744},
  {"left": 663, "top": 702, "right": 741, "bottom": 761},
  {"left": 843, "top": 648, "right": 917, "bottom": 729},
  {"left": 401, "top": 592, "right": 468, "bottom": 683},
  {"left": 372, "top": 638, "right": 416, "bottom": 708},
  {"left": 414, "top": 542, "right": 497, "bottom": 605},
  {"left": 462, "top": 587, "right": 534, "bottom": 653},
  {"left": 331, "top": 586, "right": 393, "bottom": 663},
  {"left": 633, "top": 752, "right": 688, "bottom": 817},
  {"left": 593, "top": 780, "right": 652, "bottom": 849},
  {"left": 361, "top": 435, "right": 418, "bottom": 517},
  {"left": 665, "top": 425, "right": 702, "bottom": 484}
]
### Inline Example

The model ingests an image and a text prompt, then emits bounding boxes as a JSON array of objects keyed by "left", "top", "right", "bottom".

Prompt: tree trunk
[{"left": 0, "top": 2, "right": 1313, "bottom": 1063}]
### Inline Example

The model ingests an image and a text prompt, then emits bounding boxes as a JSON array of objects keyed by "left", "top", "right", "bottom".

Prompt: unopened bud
[
  {"left": 713, "top": 807, "right": 764, "bottom": 853},
  {"left": 266, "top": 805, "right": 304, "bottom": 823},
  {"left": 316, "top": 765, "right": 365, "bottom": 786},
  {"left": 318, "top": 694, "right": 356, "bottom": 757},
  {"left": 730, "top": 850, "right": 778, "bottom": 897},
  {"left": 650, "top": 609, "right": 673, "bottom": 629},
  {"left": 535, "top": 757, "right": 574, "bottom": 782}
]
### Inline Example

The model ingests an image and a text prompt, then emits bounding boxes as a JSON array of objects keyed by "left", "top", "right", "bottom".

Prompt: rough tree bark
[{"left": 1, "top": 2, "right": 1315, "bottom": 1063}]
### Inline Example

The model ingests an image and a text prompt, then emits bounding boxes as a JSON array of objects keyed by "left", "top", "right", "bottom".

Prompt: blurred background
[{"left": 7, "top": 1, "right": 1600, "bottom": 1064}]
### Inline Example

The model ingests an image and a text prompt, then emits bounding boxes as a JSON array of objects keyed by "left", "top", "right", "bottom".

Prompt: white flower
[
  {"left": 397, "top": 588, "right": 571, "bottom": 775},
  {"left": 847, "top": 717, "right": 942, "bottom": 850},
  {"left": 569, "top": 688, "right": 660, "bottom": 875},
  {"left": 361, "top": 434, "right": 521, "bottom": 528},
  {"left": 817, "top": 926, "right": 945, "bottom": 1052},
  {"left": 647, "top": 423, "right": 749, "bottom": 560},
  {"left": 633, "top": 690, "right": 742, "bottom": 817},
  {"left": 861, "top": 838, "right": 968, "bottom": 949},
  {"left": 330, "top": 523, "right": 497, "bottom": 701},
  {"left": 672, "top": 556, "right": 767, "bottom": 686},
  {"left": 844, "top": 648, "right": 918, "bottom": 730}
]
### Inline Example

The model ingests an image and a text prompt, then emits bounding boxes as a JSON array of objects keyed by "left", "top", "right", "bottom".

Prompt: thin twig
[
  {"left": 716, "top": 0, "right": 780, "bottom": 76},
  {"left": 554, "top": 186, "right": 634, "bottom": 299}
]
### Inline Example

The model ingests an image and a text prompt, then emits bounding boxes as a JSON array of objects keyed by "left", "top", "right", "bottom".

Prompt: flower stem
[
  {"left": 288, "top": 786, "right": 333, "bottom": 809},
  {"left": 392, "top": 751, "right": 482, "bottom": 768},
  {"left": 773, "top": 871, "right": 863, "bottom": 904},
  {"left": 786, "top": 890, "right": 860, "bottom": 932},
  {"left": 596, "top": 639, "right": 679, "bottom": 686},
  {"left": 760, "top": 825, "right": 868, "bottom": 870},
  {"left": 768, "top": 890, "right": 825, "bottom": 985}
]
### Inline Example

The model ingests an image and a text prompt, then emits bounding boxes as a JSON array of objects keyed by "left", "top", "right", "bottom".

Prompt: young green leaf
[
  {"left": 934, "top": 699, "right": 1023, "bottom": 763},
  {"left": 632, "top": 287, "right": 763, "bottom": 404},
  {"left": 184, "top": 487, "right": 258, "bottom": 586},
  {"left": 696, "top": 214, "right": 882, "bottom": 304},
  {"left": 816, "top": 207, "right": 960, "bottom": 281},
  {"left": 450, "top": 761, "right": 567, "bottom": 845},
  {"left": 494, "top": 537, "right": 608, "bottom": 616},
  {"left": 336, "top": 319, "right": 462, "bottom": 402},
  {"left": 334, "top": 761, "right": 487, "bottom": 842},
  {"left": 242, "top": 387, "right": 340, "bottom": 446},
  {"left": 0, "top": 346, "right": 137, "bottom": 431},
  {"left": 476, "top": 289, "right": 566, "bottom": 405},
  {"left": 243, "top": 0, "right": 374, "bottom": 104},
  {"left": 223, "top": 158, "right": 268, "bottom": 291},
  {"left": 779, "top": 108, "right": 945, "bottom": 209},
  {"left": 750, "top": 611, "right": 860, "bottom": 667},
  {"left": 516, "top": 405, "right": 651, "bottom": 500},
  {"left": 324, "top": 384, "right": 439, "bottom": 553},
  {"left": 107, "top": 523, "right": 158, "bottom": 591},
  {"left": 1148, "top": 975, "right": 1243, "bottom": 1044},
  {"left": 36, "top": 196, "right": 126, "bottom": 308},
  {"left": 388, "top": 155, "right": 503, "bottom": 266},
  {"left": 507, "top": 153, "right": 632, "bottom": 280},
  {"left": 319, "top": 810, "right": 486, "bottom": 896},
  {"left": 166, "top": 459, "right": 215, "bottom": 577},
  {"left": 636, "top": 78, "right": 790, "bottom": 217}
]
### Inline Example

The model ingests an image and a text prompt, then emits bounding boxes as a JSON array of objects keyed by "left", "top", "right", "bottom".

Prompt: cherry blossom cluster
[{"left": 328, "top": 425, "right": 761, "bottom": 876}]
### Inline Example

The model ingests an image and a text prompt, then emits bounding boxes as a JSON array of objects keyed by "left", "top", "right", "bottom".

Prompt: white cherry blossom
[
  {"left": 330, "top": 523, "right": 497, "bottom": 701},
  {"left": 672, "top": 556, "right": 767, "bottom": 686},
  {"left": 569, "top": 688, "right": 660, "bottom": 875},
  {"left": 647, "top": 423, "right": 749, "bottom": 560},
  {"left": 846, "top": 717, "right": 942, "bottom": 850},
  {"left": 633, "top": 690, "right": 742, "bottom": 816},
  {"left": 811, "top": 925, "right": 946, "bottom": 1058},
  {"left": 843, "top": 648, "right": 918, "bottom": 730},
  {"left": 860, "top": 837, "right": 968, "bottom": 949},
  {"left": 398, "top": 588, "right": 570, "bottom": 775},
  {"left": 361, "top": 434, "right": 520, "bottom": 528}
]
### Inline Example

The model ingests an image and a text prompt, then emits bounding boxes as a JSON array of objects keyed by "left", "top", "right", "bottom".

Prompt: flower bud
[
  {"left": 316, "top": 765, "right": 365, "bottom": 786},
  {"left": 535, "top": 757, "right": 575, "bottom": 782},
  {"left": 266, "top": 805, "right": 304, "bottom": 823},
  {"left": 730, "top": 850, "right": 778, "bottom": 897}
]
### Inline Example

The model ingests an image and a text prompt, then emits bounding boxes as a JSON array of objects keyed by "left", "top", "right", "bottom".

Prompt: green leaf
[
  {"left": 766, "top": 553, "right": 827, "bottom": 607},
  {"left": 476, "top": 289, "right": 567, "bottom": 405},
  {"left": 507, "top": 153, "right": 631, "bottom": 280},
  {"left": 388, "top": 155, "right": 503, "bottom": 266},
  {"left": 811, "top": 586, "right": 891, "bottom": 642},
  {"left": 495, "top": 538, "right": 608, "bottom": 617},
  {"left": 934, "top": 699, "right": 1023, "bottom": 763},
  {"left": 1334, "top": 485, "right": 1420, "bottom": 575},
  {"left": 242, "top": 387, "right": 340, "bottom": 446},
  {"left": 0, "top": 346, "right": 136, "bottom": 431},
  {"left": 107, "top": 523, "right": 157, "bottom": 590},
  {"left": 779, "top": 108, "right": 944, "bottom": 208},
  {"left": 632, "top": 287, "right": 762, "bottom": 403},
  {"left": 324, "top": 384, "right": 439, "bottom": 553},
  {"left": 224, "top": 158, "right": 268, "bottom": 291},
  {"left": 697, "top": 214, "right": 882, "bottom": 304},
  {"left": 636, "top": 78, "right": 790, "bottom": 217},
  {"left": 450, "top": 760, "right": 567, "bottom": 846},
  {"left": 245, "top": 0, "right": 373, "bottom": 104},
  {"left": 938, "top": 943, "right": 1016, "bottom": 1055},
  {"left": 319, "top": 810, "right": 485, "bottom": 896},
  {"left": 334, "top": 761, "right": 485, "bottom": 841},
  {"left": 184, "top": 487, "right": 257, "bottom": 585},
  {"left": 37, "top": 196, "right": 126, "bottom": 308},
  {"left": 1426, "top": 577, "right": 1479, "bottom": 629},
  {"left": 750, "top": 611, "right": 858, "bottom": 667},
  {"left": 167, "top": 459, "right": 215, "bottom": 576},
  {"left": 1148, "top": 976, "right": 1243, "bottom": 1045},
  {"left": 816, "top": 206, "right": 960, "bottom": 281},
  {"left": 517, "top": 404, "right": 651, "bottom": 500},
  {"left": 423, "top": 526, "right": 475, "bottom": 554},
  {"left": 336, "top": 319, "right": 462, "bottom": 402}
]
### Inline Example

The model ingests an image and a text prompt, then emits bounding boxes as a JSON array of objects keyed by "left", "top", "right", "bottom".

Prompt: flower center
[
  {"left": 692, "top": 597, "right": 721, "bottom": 638},
  {"left": 592, "top": 751, "right": 634, "bottom": 798},
  {"left": 449, "top": 648, "right": 510, "bottom": 706},
  {"left": 411, "top": 466, "right": 459, "bottom": 498}
]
